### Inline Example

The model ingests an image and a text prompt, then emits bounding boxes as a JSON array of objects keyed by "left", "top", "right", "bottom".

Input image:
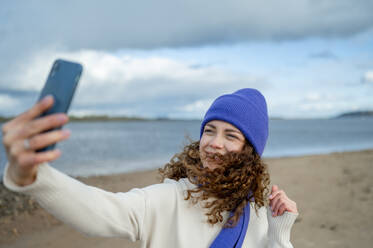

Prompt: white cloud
[
  {"left": 2, "top": 49, "right": 266, "bottom": 118},
  {"left": 2, "top": 44, "right": 372, "bottom": 119},
  {"left": 304, "top": 92, "right": 322, "bottom": 102},
  {"left": 178, "top": 99, "right": 214, "bottom": 117},
  {"left": 299, "top": 102, "right": 334, "bottom": 111},
  {"left": 363, "top": 71, "right": 373, "bottom": 83},
  {"left": 0, "top": 94, "right": 20, "bottom": 108},
  {"left": 0, "top": 94, "right": 22, "bottom": 116}
]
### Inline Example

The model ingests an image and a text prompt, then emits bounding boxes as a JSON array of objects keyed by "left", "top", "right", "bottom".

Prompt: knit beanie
[{"left": 200, "top": 88, "right": 269, "bottom": 156}]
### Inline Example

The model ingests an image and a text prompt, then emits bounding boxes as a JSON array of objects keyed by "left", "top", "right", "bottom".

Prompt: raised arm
[{"left": 2, "top": 96, "right": 145, "bottom": 240}]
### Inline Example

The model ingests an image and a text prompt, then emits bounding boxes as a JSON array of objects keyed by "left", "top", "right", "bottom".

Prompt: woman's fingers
[
  {"left": 33, "top": 149, "right": 62, "bottom": 165},
  {"left": 9, "top": 133, "right": 66, "bottom": 166},
  {"left": 28, "top": 129, "right": 71, "bottom": 150},
  {"left": 268, "top": 185, "right": 281, "bottom": 200},
  {"left": 9, "top": 129, "right": 70, "bottom": 154},
  {"left": 25, "top": 114, "right": 69, "bottom": 139},
  {"left": 269, "top": 185, "right": 298, "bottom": 217},
  {"left": 276, "top": 202, "right": 287, "bottom": 216},
  {"left": 271, "top": 185, "right": 279, "bottom": 194},
  {"left": 3, "top": 113, "right": 69, "bottom": 145},
  {"left": 2, "top": 95, "right": 54, "bottom": 134},
  {"left": 269, "top": 191, "right": 285, "bottom": 216},
  {"left": 271, "top": 196, "right": 287, "bottom": 216},
  {"left": 17, "top": 149, "right": 61, "bottom": 169},
  {"left": 269, "top": 189, "right": 283, "bottom": 200}
]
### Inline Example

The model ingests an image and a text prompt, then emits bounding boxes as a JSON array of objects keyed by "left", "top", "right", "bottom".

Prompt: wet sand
[{"left": 1, "top": 149, "right": 373, "bottom": 248}]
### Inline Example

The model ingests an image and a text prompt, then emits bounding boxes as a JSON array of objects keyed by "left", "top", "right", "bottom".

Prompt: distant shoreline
[
  {"left": 0, "top": 115, "right": 201, "bottom": 122},
  {"left": 1, "top": 110, "right": 373, "bottom": 122}
]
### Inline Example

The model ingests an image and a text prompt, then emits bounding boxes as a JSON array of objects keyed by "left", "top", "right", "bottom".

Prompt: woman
[{"left": 2, "top": 88, "right": 298, "bottom": 247}]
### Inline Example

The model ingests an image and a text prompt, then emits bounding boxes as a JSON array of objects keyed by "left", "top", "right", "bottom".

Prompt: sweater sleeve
[
  {"left": 266, "top": 208, "right": 298, "bottom": 248},
  {"left": 2, "top": 163, "right": 145, "bottom": 242}
]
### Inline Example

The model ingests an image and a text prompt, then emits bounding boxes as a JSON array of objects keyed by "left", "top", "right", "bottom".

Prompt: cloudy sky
[{"left": 1, "top": 0, "right": 373, "bottom": 119}]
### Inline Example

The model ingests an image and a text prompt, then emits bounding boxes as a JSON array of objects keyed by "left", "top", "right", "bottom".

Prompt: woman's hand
[
  {"left": 269, "top": 185, "right": 298, "bottom": 217},
  {"left": 2, "top": 95, "right": 70, "bottom": 186}
]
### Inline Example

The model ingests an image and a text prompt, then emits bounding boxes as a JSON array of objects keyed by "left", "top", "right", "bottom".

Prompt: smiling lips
[{"left": 204, "top": 152, "right": 223, "bottom": 164}]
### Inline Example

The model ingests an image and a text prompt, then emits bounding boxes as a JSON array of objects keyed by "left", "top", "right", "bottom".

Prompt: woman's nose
[{"left": 209, "top": 135, "right": 224, "bottom": 149}]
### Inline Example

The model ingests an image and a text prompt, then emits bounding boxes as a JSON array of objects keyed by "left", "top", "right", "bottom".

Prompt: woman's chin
[{"left": 202, "top": 161, "right": 219, "bottom": 170}]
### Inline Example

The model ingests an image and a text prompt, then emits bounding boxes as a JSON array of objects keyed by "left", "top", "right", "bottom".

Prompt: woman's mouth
[{"left": 204, "top": 152, "right": 223, "bottom": 164}]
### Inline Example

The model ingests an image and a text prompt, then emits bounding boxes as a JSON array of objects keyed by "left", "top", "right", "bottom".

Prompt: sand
[{"left": 1, "top": 149, "right": 372, "bottom": 248}]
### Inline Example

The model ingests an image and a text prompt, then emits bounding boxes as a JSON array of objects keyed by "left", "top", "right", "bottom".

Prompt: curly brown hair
[{"left": 159, "top": 140, "right": 270, "bottom": 228}]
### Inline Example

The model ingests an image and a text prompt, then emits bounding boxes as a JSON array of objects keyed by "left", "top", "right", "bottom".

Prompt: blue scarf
[{"left": 209, "top": 202, "right": 250, "bottom": 248}]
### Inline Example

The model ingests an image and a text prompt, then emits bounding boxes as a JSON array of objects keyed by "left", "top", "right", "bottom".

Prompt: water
[{"left": 1, "top": 118, "right": 373, "bottom": 177}]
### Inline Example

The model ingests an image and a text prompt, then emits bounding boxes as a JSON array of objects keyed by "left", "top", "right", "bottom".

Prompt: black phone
[{"left": 37, "top": 59, "right": 83, "bottom": 152}]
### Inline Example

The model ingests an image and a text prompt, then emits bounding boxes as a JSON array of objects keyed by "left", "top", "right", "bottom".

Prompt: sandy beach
[{"left": 1, "top": 149, "right": 372, "bottom": 248}]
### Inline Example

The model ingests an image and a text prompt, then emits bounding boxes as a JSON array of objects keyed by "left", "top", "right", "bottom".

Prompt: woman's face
[{"left": 199, "top": 120, "right": 245, "bottom": 170}]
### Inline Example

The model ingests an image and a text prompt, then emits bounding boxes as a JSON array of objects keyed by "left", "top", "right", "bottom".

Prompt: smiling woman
[
  {"left": 158, "top": 89, "right": 298, "bottom": 246},
  {"left": 159, "top": 132, "right": 271, "bottom": 230},
  {"left": 200, "top": 121, "right": 246, "bottom": 170},
  {"left": 2, "top": 88, "right": 298, "bottom": 248}
]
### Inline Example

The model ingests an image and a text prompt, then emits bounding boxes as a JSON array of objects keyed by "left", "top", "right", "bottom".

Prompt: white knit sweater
[{"left": 3, "top": 163, "right": 298, "bottom": 248}]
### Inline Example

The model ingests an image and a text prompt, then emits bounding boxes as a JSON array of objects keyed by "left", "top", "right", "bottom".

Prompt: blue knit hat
[{"left": 200, "top": 88, "right": 269, "bottom": 156}]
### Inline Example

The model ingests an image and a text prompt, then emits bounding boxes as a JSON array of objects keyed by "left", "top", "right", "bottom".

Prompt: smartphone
[{"left": 37, "top": 59, "right": 83, "bottom": 152}]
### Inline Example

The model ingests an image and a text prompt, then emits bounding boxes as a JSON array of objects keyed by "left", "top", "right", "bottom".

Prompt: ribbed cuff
[
  {"left": 3, "top": 162, "right": 74, "bottom": 208},
  {"left": 267, "top": 208, "right": 298, "bottom": 247},
  {"left": 3, "top": 162, "right": 91, "bottom": 223},
  {"left": 3, "top": 162, "right": 46, "bottom": 193}
]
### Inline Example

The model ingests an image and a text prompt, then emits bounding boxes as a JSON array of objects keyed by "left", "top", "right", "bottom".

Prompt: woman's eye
[
  {"left": 227, "top": 134, "right": 238, "bottom": 139},
  {"left": 204, "top": 129, "right": 213, "bottom": 133}
]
